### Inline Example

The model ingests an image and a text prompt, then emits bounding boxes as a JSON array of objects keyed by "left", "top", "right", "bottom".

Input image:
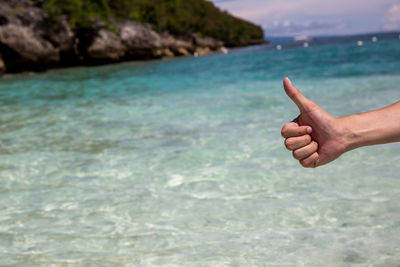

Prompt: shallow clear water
[{"left": 1, "top": 38, "right": 400, "bottom": 266}]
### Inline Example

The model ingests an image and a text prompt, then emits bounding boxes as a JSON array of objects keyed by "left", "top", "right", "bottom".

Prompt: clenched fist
[{"left": 281, "top": 77, "right": 350, "bottom": 168}]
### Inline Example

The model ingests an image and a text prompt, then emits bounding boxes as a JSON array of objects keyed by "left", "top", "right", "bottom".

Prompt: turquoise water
[{"left": 1, "top": 38, "right": 400, "bottom": 266}]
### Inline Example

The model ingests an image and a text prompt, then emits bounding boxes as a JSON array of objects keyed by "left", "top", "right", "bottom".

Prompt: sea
[{"left": 0, "top": 33, "right": 400, "bottom": 266}]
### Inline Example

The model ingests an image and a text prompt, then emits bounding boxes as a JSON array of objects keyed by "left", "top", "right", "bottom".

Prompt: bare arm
[
  {"left": 281, "top": 77, "right": 400, "bottom": 168},
  {"left": 340, "top": 101, "right": 400, "bottom": 151}
]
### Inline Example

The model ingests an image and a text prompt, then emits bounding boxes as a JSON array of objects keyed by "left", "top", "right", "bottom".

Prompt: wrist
[{"left": 337, "top": 115, "right": 364, "bottom": 152}]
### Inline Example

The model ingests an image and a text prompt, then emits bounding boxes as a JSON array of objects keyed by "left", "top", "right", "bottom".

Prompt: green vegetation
[
  {"left": 39, "top": 0, "right": 264, "bottom": 46},
  {"left": 15, "top": 6, "right": 27, "bottom": 13},
  {"left": 40, "top": 0, "right": 112, "bottom": 30},
  {"left": 6, "top": 8, "right": 17, "bottom": 19}
]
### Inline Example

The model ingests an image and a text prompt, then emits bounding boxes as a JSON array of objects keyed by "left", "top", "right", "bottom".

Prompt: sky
[{"left": 211, "top": 0, "right": 400, "bottom": 37}]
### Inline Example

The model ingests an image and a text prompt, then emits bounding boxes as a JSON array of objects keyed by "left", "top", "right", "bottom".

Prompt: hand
[
  {"left": 281, "top": 77, "right": 351, "bottom": 167},
  {"left": 281, "top": 121, "right": 319, "bottom": 167}
]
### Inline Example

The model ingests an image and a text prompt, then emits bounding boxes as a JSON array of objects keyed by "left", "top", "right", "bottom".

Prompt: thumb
[{"left": 283, "top": 77, "right": 312, "bottom": 112}]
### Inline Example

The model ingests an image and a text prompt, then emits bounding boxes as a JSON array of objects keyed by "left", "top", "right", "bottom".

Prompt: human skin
[{"left": 281, "top": 77, "right": 400, "bottom": 168}]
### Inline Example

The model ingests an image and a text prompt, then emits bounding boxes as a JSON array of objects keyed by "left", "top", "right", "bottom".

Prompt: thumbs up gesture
[{"left": 281, "top": 78, "right": 349, "bottom": 167}]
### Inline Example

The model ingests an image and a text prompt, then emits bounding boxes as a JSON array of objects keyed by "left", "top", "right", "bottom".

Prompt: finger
[
  {"left": 281, "top": 122, "right": 312, "bottom": 138},
  {"left": 283, "top": 77, "right": 313, "bottom": 113},
  {"left": 292, "top": 141, "right": 318, "bottom": 160},
  {"left": 285, "top": 135, "right": 312, "bottom": 150},
  {"left": 300, "top": 152, "right": 319, "bottom": 168}
]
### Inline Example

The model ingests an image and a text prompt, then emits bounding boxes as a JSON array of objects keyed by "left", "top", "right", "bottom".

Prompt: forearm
[{"left": 339, "top": 101, "right": 400, "bottom": 151}]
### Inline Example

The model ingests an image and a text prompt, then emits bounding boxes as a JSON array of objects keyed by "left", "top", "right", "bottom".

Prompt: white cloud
[
  {"left": 384, "top": 4, "right": 400, "bottom": 30},
  {"left": 213, "top": 0, "right": 395, "bottom": 19},
  {"left": 212, "top": 0, "right": 399, "bottom": 35},
  {"left": 264, "top": 20, "right": 343, "bottom": 36}
]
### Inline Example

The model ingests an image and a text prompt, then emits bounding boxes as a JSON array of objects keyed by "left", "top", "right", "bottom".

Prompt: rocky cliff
[{"left": 0, "top": 0, "right": 266, "bottom": 74}]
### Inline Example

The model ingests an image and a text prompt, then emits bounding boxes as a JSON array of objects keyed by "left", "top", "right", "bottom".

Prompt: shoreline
[{"left": 0, "top": 42, "right": 269, "bottom": 79}]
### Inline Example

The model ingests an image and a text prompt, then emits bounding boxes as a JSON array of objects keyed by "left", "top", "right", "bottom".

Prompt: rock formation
[
  {"left": 86, "top": 29, "right": 126, "bottom": 61},
  {"left": 0, "top": 24, "right": 59, "bottom": 62},
  {"left": 0, "top": 53, "right": 5, "bottom": 74},
  {"left": 119, "top": 21, "right": 163, "bottom": 59},
  {"left": 0, "top": 0, "right": 264, "bottom": 74}
]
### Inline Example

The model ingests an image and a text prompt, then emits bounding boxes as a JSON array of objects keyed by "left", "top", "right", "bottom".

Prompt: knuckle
[
  {"left": 300, "top": 158, "right": 317, "bottom": 168},
  {"left": 292, "top": 150, "right": 301, "bottom": 160},
  {"left": 281, "top": 124, "right": 292, "bottom": 137},
  {"left": 291, "top": 91, "right": 300, "bottom": 99},
  {"left": 298, "top": 126, "right": 306, "bottom": 135},
  {"left": 300, "top": 159, "right": 312, "bottom": 168},
  {"left": 281, "top": 127, "right": 287, "bottom": 137},
  {"left": 285, "top": 139, "right": 292, "bottom": 150},
  {"left": 300, "top": 160, "right": 309, "bottom": 168},
  {"left": 315, "top": 142, "right": 319, "bottom": 150},
  {"left": 312, "top": 141, "right": 319, "bottom": 152},
  {"left": 300, "top": 135, "right": 311, "bottom": 146}
]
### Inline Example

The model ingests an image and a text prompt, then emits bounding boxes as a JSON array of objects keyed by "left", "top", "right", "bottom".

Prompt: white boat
[{"left": 294, "top": 35, "right": 312, "bottom": 42}]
